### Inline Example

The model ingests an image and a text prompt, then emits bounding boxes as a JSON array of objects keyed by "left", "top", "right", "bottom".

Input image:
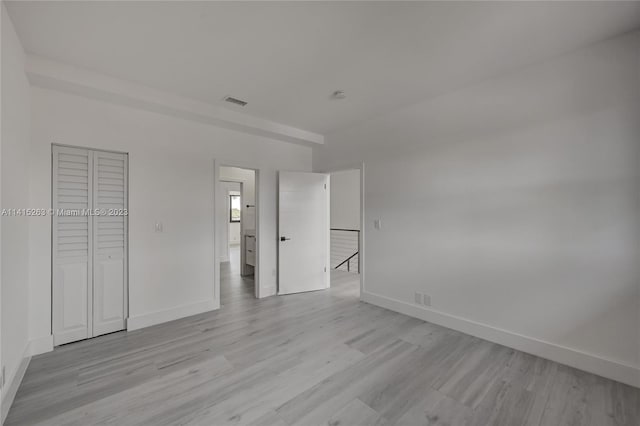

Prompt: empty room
[{"left": 1, "top": 1, "right": 639, "bottom": 425}]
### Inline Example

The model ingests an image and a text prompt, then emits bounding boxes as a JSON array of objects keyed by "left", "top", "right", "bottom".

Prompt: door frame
[
  {"left": 214, "top": 160, "right": 261, "bottom": 301},
  {"left": 51, "top": 143, "right": 130, "bottom": 344},
  {"left": 318, "top": 162, "right": 365, "bottom": 299}
]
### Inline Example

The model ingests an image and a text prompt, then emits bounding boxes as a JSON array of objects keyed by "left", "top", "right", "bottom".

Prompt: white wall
[
  {"left": 217, "top": 182, "right": 241, "bottom": 262},
  {"left": 314, "top": 32, "right": 640, "bottom": 386},
  {"left": 28, "top": 85, "right": 311, "bottom": 340},
  {"left": 229, "top": 224, "right": 241, "bottom": 245},
  {"left": 1, "top": 4, "right": 31, "bottom": 415},
  {"left": 330, "top": 169, "right": 360, "bottom": 230}
]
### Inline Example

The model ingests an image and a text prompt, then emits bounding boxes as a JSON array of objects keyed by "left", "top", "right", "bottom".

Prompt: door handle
[{"left": 280, "top": 236, "right": 291, "bottom": 242}]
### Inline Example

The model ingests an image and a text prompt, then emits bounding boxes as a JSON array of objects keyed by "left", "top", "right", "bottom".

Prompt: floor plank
[{"left": 327, "top": 399, "right": 388, "bottom": 426}]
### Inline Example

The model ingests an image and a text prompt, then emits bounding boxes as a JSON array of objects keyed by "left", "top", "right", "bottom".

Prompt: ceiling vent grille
[{"left": 224, "top": 96, "right": 248, "bottom": 107}]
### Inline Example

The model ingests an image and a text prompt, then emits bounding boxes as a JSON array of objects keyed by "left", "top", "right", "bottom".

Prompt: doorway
[
  {"left": 218, "top": 166, "right": 257, "bottom": 304},
  {"left": 329, "top": 168, "right": 362, "bottom": 298}
]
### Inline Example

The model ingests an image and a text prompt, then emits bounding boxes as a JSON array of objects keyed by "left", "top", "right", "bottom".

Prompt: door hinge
[{"left": 324, "top": 266, "right": 327, "bottom": 272}]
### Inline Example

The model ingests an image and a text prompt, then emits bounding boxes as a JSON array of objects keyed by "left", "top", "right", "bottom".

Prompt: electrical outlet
[
  {"left": 422, "top": 294, "right": 431, "bottom": 307},
  {"left": 415, "top": 292, "right": 432, "bottom": 307}
]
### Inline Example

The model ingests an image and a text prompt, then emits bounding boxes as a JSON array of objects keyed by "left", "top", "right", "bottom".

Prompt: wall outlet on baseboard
[
  {"left": 422, "top": 294, "right": 431, "bottom": 307},
  {"left": 414, "top": 292, "right": 431, "bottom": 307}
]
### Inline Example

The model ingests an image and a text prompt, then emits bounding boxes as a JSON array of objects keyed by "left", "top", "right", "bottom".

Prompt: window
[{"left": 230, "top": 194, "right": 241, "bottom": 222}]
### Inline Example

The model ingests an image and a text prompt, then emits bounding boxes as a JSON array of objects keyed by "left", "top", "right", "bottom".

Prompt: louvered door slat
[{"left": 59, "top": 168, "right": 89, "bottom": 177}]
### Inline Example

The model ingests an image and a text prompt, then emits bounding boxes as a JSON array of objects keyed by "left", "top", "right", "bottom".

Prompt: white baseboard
[
  {"left": 127, "top": 299, "right": 217, "bottom": 331},
  {"left": 361, "top": 291, "right": 640, "bottom": 388},
  {"left": 1, "top": 345, "right": 31, "bottom": 424},
  {"left": 28, "top": 335, "right": 54, "bottom": 356},
  {"left": 259, "top": 285, "right": 277, "bottom": 299}
]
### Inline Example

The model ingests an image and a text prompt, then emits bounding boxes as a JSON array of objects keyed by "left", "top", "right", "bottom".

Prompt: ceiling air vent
[{"left": 224, "top": 96, "right": 248, "bottom": 107}]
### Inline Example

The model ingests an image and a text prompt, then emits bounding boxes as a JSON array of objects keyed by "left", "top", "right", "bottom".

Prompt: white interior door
[
  {"left": 53, "top": 145, "right": 92, "bottom": 345},
  {"left": 278, "top": 172, "right": 330, "bottom": 295},
  {"left": 92, "top": 150, "right": 128, "bottom": 337},
  {"left": 53, "top": 146, "right": 127, "bottom": 346}
]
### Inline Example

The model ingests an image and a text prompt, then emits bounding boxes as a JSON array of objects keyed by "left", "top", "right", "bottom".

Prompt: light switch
[
  {"left": 154, "top": 222, "right": 163, "bottom": 233},
  {"left": 374, "top": 219, "right": 382, "bottom": 230}
]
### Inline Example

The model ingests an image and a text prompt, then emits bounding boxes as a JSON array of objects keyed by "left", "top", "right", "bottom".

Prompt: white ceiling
[{"left": 6, "top": 1, "right": 640, "bottom": 135}]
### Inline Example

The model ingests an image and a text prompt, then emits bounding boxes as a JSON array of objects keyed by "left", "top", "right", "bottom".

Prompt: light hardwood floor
[{"left": 6, "top": 253, "right": 639, "bottom": 425}]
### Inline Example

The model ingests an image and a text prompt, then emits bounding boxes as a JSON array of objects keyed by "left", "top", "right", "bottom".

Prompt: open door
[{"left": 278, "top": 171, "right": 330, "bottom": 295}]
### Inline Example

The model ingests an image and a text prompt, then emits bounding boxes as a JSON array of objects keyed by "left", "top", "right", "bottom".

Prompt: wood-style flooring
[{"left": 6, "top": 250, "right": 639, "bottom": 425}]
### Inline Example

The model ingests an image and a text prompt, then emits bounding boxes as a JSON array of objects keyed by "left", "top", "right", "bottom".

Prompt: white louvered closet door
[
  {"left": 92, "top": 150, "right": 128, "bottom": 337},
  {"left": 53, "top": 146, "right": 93, "bottom": 345},
  {"left": 53, "top": 146, "right": 128, "bottom": 346}
]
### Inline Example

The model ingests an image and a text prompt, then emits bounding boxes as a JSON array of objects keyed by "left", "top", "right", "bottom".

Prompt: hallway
[{"left": 220, "top": 245, "right": 255, "bottom": 306}]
